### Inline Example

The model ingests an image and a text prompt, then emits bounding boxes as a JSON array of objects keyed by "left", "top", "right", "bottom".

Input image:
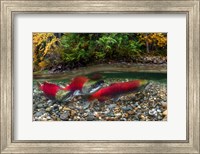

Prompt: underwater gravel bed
[{"left": 33, "top": 79, "right": 167, "bottom": 121}]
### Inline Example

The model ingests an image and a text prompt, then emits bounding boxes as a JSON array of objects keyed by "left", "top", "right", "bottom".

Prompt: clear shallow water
[{"left": 33, "top": 71, "right": 167, "bottom": 121}]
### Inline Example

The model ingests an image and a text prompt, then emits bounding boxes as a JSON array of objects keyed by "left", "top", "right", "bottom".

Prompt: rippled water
[{"left": 33, "top": 71, "right": 167, "bottom": 85}]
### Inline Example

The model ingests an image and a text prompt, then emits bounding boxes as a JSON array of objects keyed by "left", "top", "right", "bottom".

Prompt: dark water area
[{"left": 88, "top": 72, "right": 167, "bottom": 83}]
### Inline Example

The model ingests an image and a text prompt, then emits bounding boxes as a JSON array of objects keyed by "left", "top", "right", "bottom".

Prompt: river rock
[
  {"left": 70, "top": 110, "right": 76, "bottom": 117},
  {"left": 115, "top": 113, "right": 122, "bottom": 118},
  {"left": 60, "top": 112, "right": 70, "bottom": 120},
  {"left": 37, "top": 103, "right": 45, "bottom": 108},
  {"left": 163, "top": 110, "right": 167, "bottom": 116},
  {"left": 122, "top": 106, "right": 133, "bottom": 111},
  {"left": 83, "top": 102, "right": 90, "bottom": 110},
  {"left": 161, "top": 101, "right": 167, "bottom": 108},
  {"left": 127, "top": 110, "right": 135, "bottom": 115},
  {"left": 34, "top": 111, "right": 44, "bottom": 117},
  {"left": 122, "top": 113, "right": 129, "bottom": 118},
  {"left": 63, "top": 107, "right": 71, "bottom": 111},
  {"left": 87, "top": 115, "right": 95, "bottom": 121},
  {"left": 149, "top": 109, "right": 157, "bottom": 116},
  {"left": 106, "top": 112, "right": 115, "bottom": 117},
  {"left": 108, "top": 104, "right": 117, "bottom": 110}
]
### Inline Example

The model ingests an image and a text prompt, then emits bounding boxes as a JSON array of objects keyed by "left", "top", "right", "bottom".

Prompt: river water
[{"left": 33, "top": 65, "right": 167, "bottom": 121}]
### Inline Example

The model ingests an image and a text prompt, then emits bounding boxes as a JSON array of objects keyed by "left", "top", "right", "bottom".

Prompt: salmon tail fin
[
  {"left": 140, "top": 80, "right": 149, "bottom": 87},
  {"left": 144, "top": 81, "right": 152, "bottom": 90}
]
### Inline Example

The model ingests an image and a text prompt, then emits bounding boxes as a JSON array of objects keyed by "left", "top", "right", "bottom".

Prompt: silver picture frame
[{"left": 1, "top": 0, "right": 199, "bottom": 153}]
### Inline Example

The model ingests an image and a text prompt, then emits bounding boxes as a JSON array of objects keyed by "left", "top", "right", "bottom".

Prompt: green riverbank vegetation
[{"left": 33, "top": 33, "right": 167, "bottom": 72}]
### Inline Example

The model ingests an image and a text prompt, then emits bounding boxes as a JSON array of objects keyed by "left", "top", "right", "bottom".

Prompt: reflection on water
[
  {"left": 33, "top": 63, "right": 167, "bottom": 80},
  {"left": 34, "top": 71, "right": 167, "bottom": 84}
]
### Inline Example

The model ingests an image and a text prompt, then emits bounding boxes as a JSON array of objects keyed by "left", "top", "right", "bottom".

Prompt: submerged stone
[{"left": 60, "top": 112, "right": 70, "bottom": 120}]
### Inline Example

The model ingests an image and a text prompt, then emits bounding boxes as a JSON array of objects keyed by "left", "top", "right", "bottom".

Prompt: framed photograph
[{"left": 1, "top": 0, "right": 199, "bottom": 153}]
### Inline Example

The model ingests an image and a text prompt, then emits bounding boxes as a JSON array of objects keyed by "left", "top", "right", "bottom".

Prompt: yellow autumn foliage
[
  {"left": 139, "top": 33, "right": 167, "bottom": 48},
  {"left": 33, "top": 33, "right": 60, "bottom": 71},
  {"left": 38, "top": 61, "right": 48, "bottom": 68}
]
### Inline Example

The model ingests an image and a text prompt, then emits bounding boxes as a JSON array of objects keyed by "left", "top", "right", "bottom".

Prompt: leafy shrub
[
  {"left": 33, "top": 33, "right": 167, "bottom": 72},
  {"left": 138, "top": 33, "right": 167, "bottom": 54},
  {"left": 60, "top": 34, "right": 91, "bottom": 65},
  {"left": 33, "top": 33, "right": 60, "bottom": 71}
]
